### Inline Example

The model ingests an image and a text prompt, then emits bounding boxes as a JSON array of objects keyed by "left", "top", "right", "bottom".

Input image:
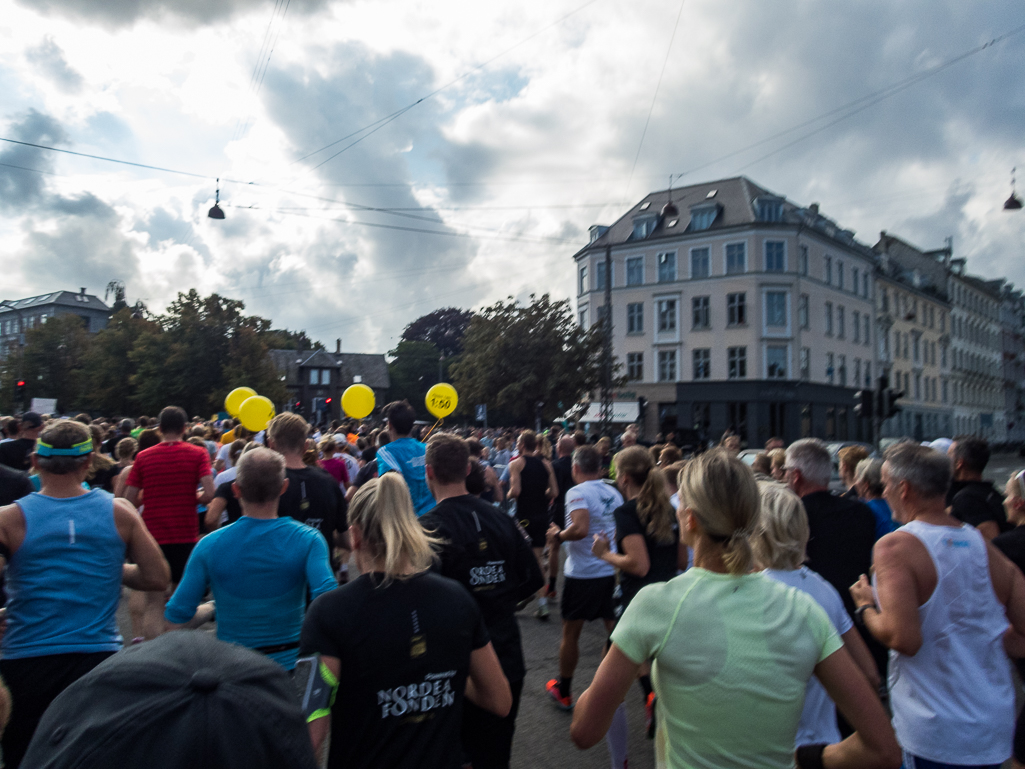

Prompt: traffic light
[
  {"left": 637, "top": 396, "right": 648, "bottom": 420},
  {"left": 881, "top": 388, "right": 904, "bottom": 419},
  {"left": 325, "top": 398, "right": 332, "bottom": 405},
  {"left": 853, "top": 389, "right": 874, "bottom": 420},
  {"left": 15, "top": 380, "right": 25, "bottom": 399}
]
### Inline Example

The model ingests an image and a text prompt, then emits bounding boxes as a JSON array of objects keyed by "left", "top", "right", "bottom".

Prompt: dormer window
[
  {"left": 687, "top": 202, "right": 720, "bottom": 232},
  {"left": 755, "top": 196, "right": 784, "bottom": 222},
  {"left": 631, "top": 214, "right": 659, "bottom": 240}
]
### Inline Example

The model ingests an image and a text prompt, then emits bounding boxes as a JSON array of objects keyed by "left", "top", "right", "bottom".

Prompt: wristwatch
[{"left": 854, "top": 604, "right": 877, "bottom": 625}]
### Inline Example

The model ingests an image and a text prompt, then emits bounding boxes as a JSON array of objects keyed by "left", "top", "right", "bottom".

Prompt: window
[
  {"left": 595, "top": 262, "right": 610, "bottom": 291},
  {"left": 881, "top": 288, "right": 889, "bottom": 313},
  {"left": 854, "top": 358, "right": 861, "bottom": 385},
  {"left": 838, "top": 354, "right": 847, "bottom": 386},
  {"left": 912, "top": 334, "right": 920, "bottom": 363},
  {"left": 309, "top": 369, "right": 320, "bottom": 385},
  {"left": 863, "top": 272, "right": 870, "bottom": 298},
  {"left": 852, "top": 311, "right": 861, "bottom": 342},
  {"left": 657, "top": 252, "right": 677, "bottom": 283},
  {"left": 765, "top": 292, "right": 787, "bottom": 327},
  {"left": 852, "top": 267, "right": 859, "bottom": 294},
  {"left": 578, "top": 308, "right": 587, "bottom": 327},
  {"left": 727, "top": 293, "right": 747, "bottom": 326},
  {"left": 766, "top": 345, "right": 787, "bottom": 379},
  {"left": 825, "top": 302, "right": 833, "bottom": 335},
  {"left": 657, "top": 299, "right": 677, "bottom": 332},
  {"left": 626, "top": 257, "right": 644, "bottom": 286},
  {"left": 579, "top": 266, "right": 588, "bottom": 294},
  {"left": 824, "top": 256, "right": 832, "bottom": 284},
  {"left": 632, "top": 216, "right": 657, "bottom": 239},
  {"left": 799, "top": 294, "right": 809, "bottom": 329},
  {"left": 863, "top": 315, "right": 870, "bottom": 346},
  {"left": 799, "top": 245, "right": 809, "bottom": 275},
  {"left": 826, "top": 352, "right": 835, "bottom": 383},
  {"left": 693, "top": 348, "right": 710, "bottom": 380},
  {"left": 627, "top": 352, "right": 643, "bottom": 381},
  {"left": 864, "top": 362, "right": 871, "bottom": 387},
  {"left": 688, "top": 204, "right": 719, "bottom": 231},
  {"left": 756, "top": 198, "right": 783, "bottom": 222},
  {"left": 692, "top": 296, "right": 710, "bottom": 329},
  {"left": 941, "top": 345, "right": 947, "bottom": 368},
  {"left": 800, "top": 347, "right": 810, "bottom": 380},
  {"left": 940, "top": 312, "right": 946, "bottom": 333},
  {"left": 728, "top": 346, "right": 747, "bottom": 379},
  {"left": 627, "top": 303, "right": 643, "bottom": 334},
  {"left": 726, "top": 243, "right": 746, "bottom": 274},
  {"left": 764, "top": 241, "right": 785, "bottom": 271},
  {"left": 596, "top": 305, "right": 609, "bottom": 327},
  {"left": 942, "top": 378, "right": 948, "bottom": 403},
  {"left": 837, "top": 306, "right": 845, "bottom": 339},
  {"left": 728, "top": 403, "right": 748, "bottom": 437},
  {"left": 837, "top": 262, "right": 845, "bottom": 291},
  {"left": 914, "top": 373, "right": 921, "bottom": 400},
  {"left": 690, "top": 247, "right": 710, "bottom": 279},
  {"left": 658, "top": 350, "right": 677, "bottom": 382}
]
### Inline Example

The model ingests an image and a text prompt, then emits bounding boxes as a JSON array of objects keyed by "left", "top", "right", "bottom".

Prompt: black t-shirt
[
  {"left": 802, "top": 490, "right": 877, "bottom": 616},
  {"left": 420, "top": 494, "right": 543, "bottom": 682},
  {"left": 214, "top": 480, "right": 243, "bottom": 526},
  {"left": 300, "top": 571, "right": 489, "bottom": 769},
  {"left": 551, "top": 456, "right": 574, "bottom": 523},
  {"left": 994, "top": 526, "right": 1025, "bottom": 576},
  {"left": 0, "top": 438, "right": 36, "bottom": 472},
  {"left": 613, "top": 499, "right": 680, "bottom": 607},
  {"left": 88, "top": 463, "right": 120, "bottom": 493},
  {"left": 278, "top": 466, "right": 348, "bottom": 544},
  {"left": 353, "top": 460, "right": 378, "bottom": 489},
  {"left": 516, "top": 455, "right": 549, "bottom": 520},
  {"left": 948, "top": 480, "right": 1008, "bottom": 532},
  {"left": 0, "top": 464, "right": 33, "bottom": 506}
]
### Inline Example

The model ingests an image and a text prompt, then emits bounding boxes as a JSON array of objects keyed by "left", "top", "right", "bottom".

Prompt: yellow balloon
[
  {"left": 238, "top": 395, "right": 275, "bottom": 432},
  {"left": 225, "top": 387, "right": 257, "bottom": 417},
  {"left": 342, "top": 384, "right": 376, "bottom": 419},
  {"left": 425, "top": 383, "right": 458, "bottom": 419}
]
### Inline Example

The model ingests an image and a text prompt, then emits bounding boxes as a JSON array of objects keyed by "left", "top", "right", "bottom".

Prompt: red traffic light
[
  {"left": 325, "top": 398, "right": 332, "bottom": 404},
  {"left": 16, "top": 380, "right": 25, "bottom": 387}
]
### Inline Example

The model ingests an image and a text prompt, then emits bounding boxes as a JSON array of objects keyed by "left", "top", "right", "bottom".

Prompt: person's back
[
  {"left": 887, "top": 519, "right": 1012, "bottom": 761},
  {"left": 801, "top": 491, "right": 876, "bottom": 614},
  {"left": 279, "top": 464, "right": 347, "bottom": 544},
  {"left": 127, "top": 432, "right": 211, "bottom": 546},
  {"left": 517, "top": 454, "right": 549, "bottom": 517},
  {"left": 564, "top": 479, "right": 622, "bottom": 579},
  {"left": 377, "top": 401, "right": 432, "bottom": 516}
]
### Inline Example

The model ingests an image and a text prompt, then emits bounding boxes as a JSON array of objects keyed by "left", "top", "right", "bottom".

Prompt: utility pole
[{"left": 599, "top": 243, "right": 614, "bottom": 439}]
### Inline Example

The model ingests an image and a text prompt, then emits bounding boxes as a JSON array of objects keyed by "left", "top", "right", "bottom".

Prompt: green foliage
[
  {"left": 82, "top": 307, "right": 158, "bottom": 416},
  {"left": 387, "top": 340, "right": 442, "bottom": 416},
  {"left": 401, "top": 307, "right": 473, "bottom": 358},
  {"left": 450, "top": 294, "right": 607, "bottom": 426},
  {"left": 21, "top": 315, "right": 91, "bottom": 413},
  {"left": 262, "top": 328, "right": 324, "bottom": 351}
]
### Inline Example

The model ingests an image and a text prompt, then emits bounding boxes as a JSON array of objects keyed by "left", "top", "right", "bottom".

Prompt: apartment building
[
  {"left": 0, "top": 289, "right": 111, "bottom": 359},
  {"left": 1000, "top": 284, "right": 1025, "bottom": 445},
  {"left": 575, "top": 177, "right": 876, "bottom": 446}
]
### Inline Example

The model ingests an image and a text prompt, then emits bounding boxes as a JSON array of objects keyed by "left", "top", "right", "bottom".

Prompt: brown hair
[
  {"left": 426, "top": 434, "right": 470, "bottom": 485},
  {"left": 267, "top": 413, "right": 309, "bottom": 454},
  {"left": 615, "top": 446, "right": 675, "bottom": 544},
  {"left": 838, "top": 445, "right": 870, "bottom": 476}
]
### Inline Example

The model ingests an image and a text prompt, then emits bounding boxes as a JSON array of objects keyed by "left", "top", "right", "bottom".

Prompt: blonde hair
[
  {"left": 677, "top": 450, "right": 759, "bottom": 575},
  {"left": 768, "top": 448, "right": 786, "bottom": 471},
  {"left": 752, "top": 485, "right": 808, "bottom": 570},
  {"left": 615, "top": 446, "right": 675, "bottom": 544},
  {"left": 349, "top": 473, "right": 438, "bottom": 585}
]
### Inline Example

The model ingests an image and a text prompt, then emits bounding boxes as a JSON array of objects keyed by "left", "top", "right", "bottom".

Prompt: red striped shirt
[{"left": 127, "top": 441, "right": 212, "bottom": 545}]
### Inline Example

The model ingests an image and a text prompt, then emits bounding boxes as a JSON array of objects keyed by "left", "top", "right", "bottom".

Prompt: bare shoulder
[
  {"left": 873, "top": 530, "right": 921, "bottom": 560},
  {"left": 0, "top": 501, "right": 24, "bottom": 527},
  {"left": 112, "top": 497, "right": 140, "bottom": 522}
]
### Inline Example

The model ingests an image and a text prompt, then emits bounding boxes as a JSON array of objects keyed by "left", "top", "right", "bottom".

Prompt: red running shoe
[
  {"left": 545, "top": 679, "right": 573, "bottom": 711},
  {"left": 645, "top": 692, "right": 656, "bottom": 739}
]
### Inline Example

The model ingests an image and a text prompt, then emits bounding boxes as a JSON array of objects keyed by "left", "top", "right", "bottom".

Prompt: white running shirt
[{"left": 563, "top": 480, "right": 623, "bottom": 579}]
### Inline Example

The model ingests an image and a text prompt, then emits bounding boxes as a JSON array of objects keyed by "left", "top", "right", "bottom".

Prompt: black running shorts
[{"left": 561, "top": 575, "right": 616, "bottom": 621}]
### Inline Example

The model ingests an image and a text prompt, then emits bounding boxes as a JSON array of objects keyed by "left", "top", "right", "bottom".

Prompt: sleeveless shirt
[{"left": 516, "top": 455, "right": 549, "bottom": 519}]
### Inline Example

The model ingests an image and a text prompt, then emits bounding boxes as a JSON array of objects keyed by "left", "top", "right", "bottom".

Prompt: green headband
[{"left": 36, "top": 439, "right": 93, "bottom": 457}]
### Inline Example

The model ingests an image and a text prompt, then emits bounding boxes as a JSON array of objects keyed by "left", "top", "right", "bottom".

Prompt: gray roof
[
  {"left": 576, "top": 175, "right": 874, "bottom": 258},
  {"left": 0, "top": 290, "right": 110, "bottom": 313},
  {"left": 268, "top": 349, "right": 390, "bottom": 391}
]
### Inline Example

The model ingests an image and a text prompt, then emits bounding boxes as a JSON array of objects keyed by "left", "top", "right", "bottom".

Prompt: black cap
[
  {"left": 23, "top": 632, "right": 318, "bottom": 769},
  {"left": 19, "top": 411, "right": 42, "bottom": 428}
]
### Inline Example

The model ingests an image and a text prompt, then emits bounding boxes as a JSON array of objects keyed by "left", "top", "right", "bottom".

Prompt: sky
[{"left": 0, "top": 0, "right": 1022, "bottom": 354}]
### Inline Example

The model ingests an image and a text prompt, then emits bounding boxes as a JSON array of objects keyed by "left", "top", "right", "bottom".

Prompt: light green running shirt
[{"left": 612, "top": 568, "right": 842, "bottom": 769}]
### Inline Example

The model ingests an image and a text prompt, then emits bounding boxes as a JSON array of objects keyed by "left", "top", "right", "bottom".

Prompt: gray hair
[
  {"left": 855, "top": 458, "right": 884, "bottom": 497},
  {"left": 785, "top": 438, "right": 832, "bottom": 487},
  {"left": 753, "top": 484, "right": 809, "bottom": 571},
  {"left": 235, "top": 447, "right": 286, "bottom": 504},
  {"left": 883, "top": 443, "right": 950, "bottom": 500}
]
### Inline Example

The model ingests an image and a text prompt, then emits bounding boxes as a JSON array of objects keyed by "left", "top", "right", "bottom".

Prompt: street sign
[{"left": 475, "top": 404, "right": 487, "bottom": 422}]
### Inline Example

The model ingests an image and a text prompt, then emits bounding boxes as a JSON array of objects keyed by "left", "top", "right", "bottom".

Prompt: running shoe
[
  {"left": 534, "top": 602, "right": 549, "bottom": 621},
  {"left": 645, "top": 692, "right": 656, "bottom": 739},
  {"left": 546, "top": 679, "right": 573, "bottom": 711},
  {"left": 544, "top": 585, "right": 559, "bottom": 604}
]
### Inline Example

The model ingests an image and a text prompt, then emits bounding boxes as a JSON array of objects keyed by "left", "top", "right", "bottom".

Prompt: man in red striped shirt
[{"left": 126, "top": 406, "right": 215, "bottom": 639}]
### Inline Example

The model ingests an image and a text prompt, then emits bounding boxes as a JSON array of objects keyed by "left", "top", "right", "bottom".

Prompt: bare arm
[
  {"left": 508, "top": 458, "right": 523, "bottom": 500},
  {"left": 987, "top": 541, "right": 1025, "bottom": 656},
  {"left": 464, "top": 643, "right": 512, "bottom": 717},
  {"left": 571, "top": 644, "right": 640, "bottom": 748},
  {"left": 814, "top": 647, "right": 901, "bottom": 769},
  {"left": 125, "top": 485, "right": 141, "bottom": 508},
  {"left": 115, "top": 499, "right": 170, "bottom": 592},
  {"left": 593, "top": 532, "right": 650, "bottom": 577},
  {"left": 976, "top": 520, "right": 1000, "bottom": 541},
  {"left": 203, "top": 496, "right": 227, "bottom": 532},
  {"left": 850, "top": 533, "right": 924, "bottom": 656},
  {"left": 197, "top": 474, "right": 215, "bottom": 505},
  {"left": 839, "top": 626, "right": 881, "bottom": 691},
  {"left": 545, "top": 460, "right": 558, "bottom": 501},
  {"left": 560, "top": 507, "right": 590, "bottom": 542}
]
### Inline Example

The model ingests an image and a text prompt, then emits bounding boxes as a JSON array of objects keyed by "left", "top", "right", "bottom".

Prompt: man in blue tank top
[{"left": 0, "top": 420, "right": 169, "bottom": 769}]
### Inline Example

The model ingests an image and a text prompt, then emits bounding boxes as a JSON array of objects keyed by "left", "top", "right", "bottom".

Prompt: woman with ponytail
[
  {"left": 571, "top": 450, "right": 900, "bottom": 769},
  {"left": 300, "top": 472, "right": 511, "bottom": 769}
]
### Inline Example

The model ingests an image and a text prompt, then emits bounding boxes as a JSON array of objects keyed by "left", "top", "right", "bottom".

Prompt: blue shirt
[
  {"left": 866, "top": 497, "right": 897, "bottom": 540},
  {"left": 165, "top": 515, "right": 336, "bottom": 669},
  {"left": 376, "top": 437, "right": 433, "bottom": 517},
  {"left": 4, "top": 490, "right": 125, "bottom": 659}
]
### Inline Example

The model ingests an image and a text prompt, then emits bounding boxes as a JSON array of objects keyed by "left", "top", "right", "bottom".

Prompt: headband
[{"left": 36, "top": 439, "right": 93, "bottom": 457}]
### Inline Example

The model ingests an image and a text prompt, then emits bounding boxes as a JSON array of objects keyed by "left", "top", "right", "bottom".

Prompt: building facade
[
  {"left": 575, "top": 177, "right": 877, "bottom": 446},
  {"left": 0, "top": 289, "right": 112, "bottom": 358},
  {"left": 1000, "top": 284, "right": 1025, "bottom": 446}
]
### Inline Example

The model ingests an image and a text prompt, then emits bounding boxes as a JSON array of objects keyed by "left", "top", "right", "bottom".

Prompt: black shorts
[
  {"left": 561, "top": 576, "right": 616, "bottom": 621},
  {"left": 519, "top": 515, "right": 549, "bottom": 549},
  {"left": 462, "top": 677, "right": 524, "bottom": 769},
  {"left": 160, "top": 542, "right": 195, "bottom": 585}
]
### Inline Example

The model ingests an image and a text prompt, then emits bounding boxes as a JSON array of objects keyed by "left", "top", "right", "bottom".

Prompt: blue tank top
[{"left": 3, "top": 489, "right": 126, "bottom": 658}]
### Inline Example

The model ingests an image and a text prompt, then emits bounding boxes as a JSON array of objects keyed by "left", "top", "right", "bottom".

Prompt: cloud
[
  {"left": 15, "top": 0, "right": 332, "bottom": 28},
  {"left": 0, "top": 110, "right": 67, "bottom": 211},
  {"left": 24, "top": 37, "right": 82, "bottom": 92}
]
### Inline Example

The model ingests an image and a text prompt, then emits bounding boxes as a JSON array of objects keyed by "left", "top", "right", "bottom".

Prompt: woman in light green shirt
[{"left": 570, "top": 450, "right": 899, "bottom": 769}]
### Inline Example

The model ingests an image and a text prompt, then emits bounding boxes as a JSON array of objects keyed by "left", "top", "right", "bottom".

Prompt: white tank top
[{"left": 882, "top": 520, "right": 1013, "bottom": 764}]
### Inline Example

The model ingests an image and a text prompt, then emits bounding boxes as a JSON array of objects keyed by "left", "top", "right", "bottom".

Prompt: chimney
[
  {"left": 335, "top": 338, "right": 341, "bottom": 354},
  {"left": 80, "top": 287, "right": 87, "bottom": 296},
  {"left": 808, "top": 203, "right": 819, "bottom": 215}
]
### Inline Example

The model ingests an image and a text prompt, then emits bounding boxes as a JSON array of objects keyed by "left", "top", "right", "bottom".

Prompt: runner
[
  {"left": 0, "top": 420, "right": 168, "bottom": 767},
  {"left": 508, "top": 429, "right": 557, "bottom": 619},
  {"left": 376, "top": 400, "right": 433, "bottom": 517},
  {"left": 547, "top": 435, "right": 575, "bottom": 602},
  {"left": 299, "top": 473, "right": 512, "bottom": 769},
  {"left": 125, "top": 406, "right": 216, "bottom": 640},
  {"left": 165, "top": 447, "right": 336, "bottom": 670},
  {"left": 544, "top": 445, "right": 622, "bottom": 710}
]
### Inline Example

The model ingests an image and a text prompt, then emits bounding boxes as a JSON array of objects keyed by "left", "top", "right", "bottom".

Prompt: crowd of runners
[{"left": 0, "top": 402, "right": 1023, "bottom": 768}]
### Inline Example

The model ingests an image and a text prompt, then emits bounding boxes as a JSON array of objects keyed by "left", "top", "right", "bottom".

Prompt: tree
[
  {"left": 83, "top": 307, "right": 159, "bottom": 416},
  {"left": 21, "top": 315, "right": 91, "bottom": 413},
  {"left": 401, "top": 307, "right": 473, "bottom": 359},
  {"left": 450, "top": 294, "right": 607, "bottom": 426},
  {"left": 387, "top": 340, "right": 441, "bottom": 414},
  {"left": 262, "top": 328, "right": 324, "bottom": 351}
]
